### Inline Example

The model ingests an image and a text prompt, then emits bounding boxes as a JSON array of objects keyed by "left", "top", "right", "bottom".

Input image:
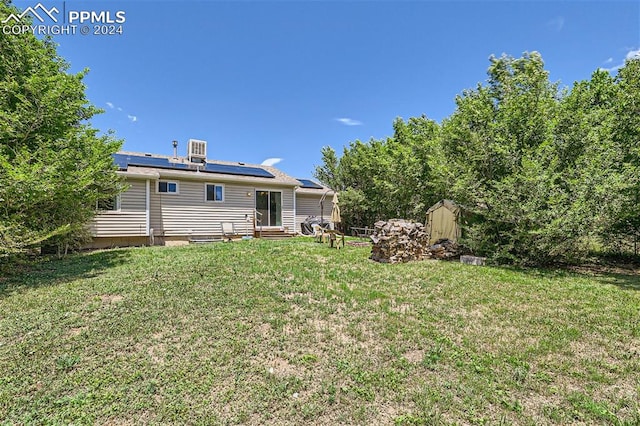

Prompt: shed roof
[{"left": 426, "top": 199, "right": 461, "bottom": 215}]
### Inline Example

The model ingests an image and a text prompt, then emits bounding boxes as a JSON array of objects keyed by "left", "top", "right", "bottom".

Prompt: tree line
[{"left": 315, "top": 52, "right": 640, "bottom": 264}]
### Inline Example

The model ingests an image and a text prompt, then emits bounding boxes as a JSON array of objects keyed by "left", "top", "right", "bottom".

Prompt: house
[{"left": 87, "top": 140, "right": 333, "bottom": 248}]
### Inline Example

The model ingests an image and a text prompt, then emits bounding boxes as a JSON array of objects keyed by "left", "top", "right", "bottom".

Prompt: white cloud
[
  {"left": 548, "top": 16, "right": 564, "bottom": 32},
  {"left": 335, "top": 117, "right": 363, "bottom": 126},
  {"left": 626, "top": 49, "right": 640, "bottom": 60},
  {"left": 601, "top": 48, "right": 640, "bottom": 73},
  {"left": 106, "top": 102, "right": 138, "bottom": 121},
  {"left": 599, "top": 65, "right": 620, "bottom": 72},
  {"left": 261, "top": 157, "right": 283, "bottom": 166}
]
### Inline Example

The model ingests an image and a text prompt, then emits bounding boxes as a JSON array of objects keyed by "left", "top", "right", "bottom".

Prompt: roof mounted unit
[{"left": 187, "top": 139, "right": 207, "bottom": 163}]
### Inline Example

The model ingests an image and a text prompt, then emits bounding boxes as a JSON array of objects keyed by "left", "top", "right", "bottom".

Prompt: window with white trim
[
  {"left": 158, "top": 181, "right": 179, "bottom": 194},
  {"left": 97, "top": 195, "right": 120, "bottom": 211},
  {"left": 205, "top": 183, "right": 224, "bottom": 202}
]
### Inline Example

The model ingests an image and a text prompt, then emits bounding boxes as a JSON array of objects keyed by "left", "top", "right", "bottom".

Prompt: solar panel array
[
  {"left": 113, "top": 154, "right": 275, "bottom": 178},
  {"left": 204, "top": 162, "right": 274, "bottom": 178},
  {"left": 297, "top": 179, "right": 324, "bottom": 189}
]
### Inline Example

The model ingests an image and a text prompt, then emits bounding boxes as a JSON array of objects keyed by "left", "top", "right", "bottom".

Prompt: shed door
[{"left": 430, "top": 207, "right": 457, "bottom": 244}]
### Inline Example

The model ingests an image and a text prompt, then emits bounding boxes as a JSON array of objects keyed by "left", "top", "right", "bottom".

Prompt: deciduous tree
[{"left": 0, "top": 2, "right": 124, "bottom": 257}]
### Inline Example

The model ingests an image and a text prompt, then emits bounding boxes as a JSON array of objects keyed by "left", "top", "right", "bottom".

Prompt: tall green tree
[
  {"left": 0, "top": 2, "right": 124, "bottom": 257},
  {"left": 439, "top": 52, "right": 567, "bottom": 263},
  {"left": 554, "top": 69, "right": 619, "bottom": 253},
  {"left": 606, "top": 58, "right": 640, "bottom": 253},
  {"left": 389, "top": 116, "right": 443, "bottom": 218},
  {"left": 315, "top": 116, "right": 442, "bottom": 230}
]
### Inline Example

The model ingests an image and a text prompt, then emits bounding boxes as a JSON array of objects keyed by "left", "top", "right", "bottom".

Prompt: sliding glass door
[{"left": 255, "top": 190, "right": 282, "bottom": 226}]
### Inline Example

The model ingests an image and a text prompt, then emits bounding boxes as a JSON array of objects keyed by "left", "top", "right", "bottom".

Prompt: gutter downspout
[
  {"left": 145, "top": 179, "right": 150, "bottom": 237},
  {"left": 293, "top": 186, "right": 298, "bottom": 235}
]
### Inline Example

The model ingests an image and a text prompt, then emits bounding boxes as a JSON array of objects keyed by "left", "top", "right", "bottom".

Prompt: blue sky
[{"left": 9, "top": 0, "right": 640, "bottom": 179}]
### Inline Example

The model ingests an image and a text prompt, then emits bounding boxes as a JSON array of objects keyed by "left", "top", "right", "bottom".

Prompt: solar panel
[
  {"left": 297, "top": 179, "right": 323, "bottom": 189},
  {"left": 112, "top": 154, "right": 274, "bottom": 178},
  {"left": 204, "top": 163, "right": 274, "bottom": 178},
  {"left": 113, "top": 153, "right": 129, "bottom": 169}
]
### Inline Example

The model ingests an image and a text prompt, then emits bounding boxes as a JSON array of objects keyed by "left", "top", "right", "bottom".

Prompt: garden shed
[{"left": 425, "top": 200, "right": 462, "bottom": 244}]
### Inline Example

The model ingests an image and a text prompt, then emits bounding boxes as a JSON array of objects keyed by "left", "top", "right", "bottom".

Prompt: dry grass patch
[{"left": 99, "top": 293, "right": 124, "bottom": 304}]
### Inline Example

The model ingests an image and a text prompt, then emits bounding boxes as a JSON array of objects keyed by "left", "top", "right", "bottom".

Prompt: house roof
[
  {"left": 296, "top": 178, "right": 323, "bottom": 189},
  {"left": 115, "top": 151, "right": 301, "bottom": 187}
]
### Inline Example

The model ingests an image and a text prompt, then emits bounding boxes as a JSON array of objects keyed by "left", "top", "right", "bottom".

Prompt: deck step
[{"left": 254, "top": 230, "right": 294, "bottom": 240}]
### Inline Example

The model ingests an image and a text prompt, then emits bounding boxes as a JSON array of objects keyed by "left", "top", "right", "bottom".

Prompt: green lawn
[{"left": 1, "top": 239, "right": 639, "bottom": 425}]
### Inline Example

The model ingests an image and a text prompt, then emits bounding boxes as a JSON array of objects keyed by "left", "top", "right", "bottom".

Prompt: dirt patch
[
  {"left": 308, "top": 314, "right": 354, "bottom": 346},
  {"left": 282, "top": 323, "right": 299, "bottom": 336},
  {"left": 567, "top": 263, "right": 640, "bottom": 276},
  {"left": 148, "top": 343, "right": 166, "bottom": 364},
  {"left": 258, "top": 356, "right": 298, "bottom": 377},
  {"left": 164, "top": 240, "right": 189, "bottom": 247},
  {"left": 66, "top": 327, "right": 86, "bottom": 337},
  {"left": 100, "top": 294, "right": 124, "bottom": 304},
  {"left": 403, "top": 349, "right": 424, "bottom": 364},
  {"left": 283, "top": 292, "right": 322, "bottom": 304},
  {"left": 568, "top": 337, "right": 609, "bottom": 361},
  {"left": 309, "top": 318, "right": 328, "bottom": 332},
  {"left": 314, "top": 255, "right": 328, "bottom": 264},
  {"left": 390, "top": 302, "right": 413, "bottom": 314},
  {"left": 371, "top": 403, "right": 400, "bottom": 424},
  {"left": 257, "top": 323, "right": 272, "bottom": 337},
  {"left": 347, "top": 241, "right": 371, "bottom": 247}
]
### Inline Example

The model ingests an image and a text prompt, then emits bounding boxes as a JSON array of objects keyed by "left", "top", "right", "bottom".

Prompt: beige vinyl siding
[
  {"left": 150, "top": 179, "right": 295, "bottom": 236},
  {"left": 295, "top": 194, "right": 324, "bottom": 233},
  {"left": 281, "top": 187, "right": 294, "bottom": 232},
  {"left": 90, "top": 179, "right": 148, "bottom": 237}
]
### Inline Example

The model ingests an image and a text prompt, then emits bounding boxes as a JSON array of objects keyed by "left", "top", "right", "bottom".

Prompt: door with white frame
[{"left": 255, "top": 190, "right": 282, "bottom": 227}]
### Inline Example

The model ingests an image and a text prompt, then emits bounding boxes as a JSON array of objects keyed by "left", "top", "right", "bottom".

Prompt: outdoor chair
[
  {"left": 221, "top": 222, "right": 237, "bottom": 242},
  {"left": 311, "top": 224, "right": 327, "bottom": 243},
  {"left": 327, "top": 230, "right": 345, "bottom": 249}
]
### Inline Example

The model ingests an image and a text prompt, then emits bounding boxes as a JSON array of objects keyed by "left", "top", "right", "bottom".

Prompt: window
[
  {"left": 97, "top": 196, "right": 120, "bottom": 211},
  {"left": 158, "top": 181, "right": 178, "bottom": 194},
  {"left": 205, "top": 183, "right": 224, "bottom": 202}
]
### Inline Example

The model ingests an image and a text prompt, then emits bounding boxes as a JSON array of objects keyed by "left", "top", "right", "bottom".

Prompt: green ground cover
[{"left": 1, "top": 239, "right": 638, "bottom": 424}]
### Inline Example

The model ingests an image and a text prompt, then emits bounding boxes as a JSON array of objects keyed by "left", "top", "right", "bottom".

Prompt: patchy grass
[{"left": 0, "top": 238, "right": 638, "bottom": 425}]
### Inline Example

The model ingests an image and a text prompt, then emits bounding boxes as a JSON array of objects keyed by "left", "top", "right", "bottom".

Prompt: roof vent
[{"left": 187, "top": 139, "right": 207, "bottom": 163}]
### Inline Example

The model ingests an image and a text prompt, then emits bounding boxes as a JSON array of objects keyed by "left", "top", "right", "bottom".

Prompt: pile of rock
[{"left": 370, "top": 219, "right": 430, "bottom": 263}]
